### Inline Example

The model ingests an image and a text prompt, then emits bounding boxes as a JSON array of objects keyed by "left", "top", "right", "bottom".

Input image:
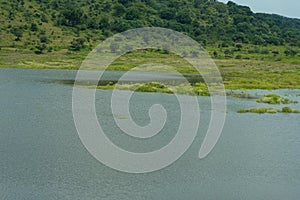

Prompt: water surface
[{"left": 0, "top": 68, "right": 299, "bottom": 199}]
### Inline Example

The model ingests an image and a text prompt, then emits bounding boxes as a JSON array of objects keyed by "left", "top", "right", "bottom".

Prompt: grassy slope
[
  {"left": 1, "top": 47, "right": 299, "bottom": 90},
  {"left": 0, "top": 0, "right": 300, "bottom": 90}
]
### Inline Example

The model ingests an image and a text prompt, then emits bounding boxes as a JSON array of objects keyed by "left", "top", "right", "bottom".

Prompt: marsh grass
[
  {"left": 1, "top": 48, "right": 300, "bottom": 90},
  {"left": 92, "top": 81, "right": 211, "bottom": 96},
  {"left": 237, "top": 107, "right": 300, "bottom": 114},
  {"left": 227, "top": 91, "right": 255, "bottom": 99},
  {"left": 256, "top": 94, "right": 298, "bottom": 104}
]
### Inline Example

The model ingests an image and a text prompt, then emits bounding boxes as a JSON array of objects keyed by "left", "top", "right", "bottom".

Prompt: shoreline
[
  {"left": 1, "top": 48, "right": 300, "bottom": 90},
  {"left": 2, "top": 65, "right": 300, "bottom": 91}
]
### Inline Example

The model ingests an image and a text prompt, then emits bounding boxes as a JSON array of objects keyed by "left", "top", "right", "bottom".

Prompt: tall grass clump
[{"left": 256, "top": 94, "right": 298, "bottom": 104}]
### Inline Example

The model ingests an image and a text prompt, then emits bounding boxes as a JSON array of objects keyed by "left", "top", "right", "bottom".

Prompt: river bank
[{"left": 1, "top": 48, "right": 300, "bottom": 90}]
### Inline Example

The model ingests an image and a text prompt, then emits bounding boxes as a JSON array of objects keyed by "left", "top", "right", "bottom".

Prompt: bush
[
  {"left": 235, "top": 43, "right": 243, "bottom": 50},
  {"left": 213, "top": 51, "right": 218, "bottom": 57},
  {"left": 260, "top": 49, "right": 269, "bottom": 54},
  {"left": 40, "top": 35, "right": 48, "bottom": 43},
  {"left": 34, "top": 44, "right": 47, "bottom": 54},
  {"left": 69, "top": 38, "right": 85, "bottom": 51},
  {"left": 284, "top": 48, "right": 298, "bottom": 56},
  {"left": 11, "top": 27, "right": 23, "bottom": 40},
  {"left": 30, "top": 23, "right": 38, "bottom": 31},
  {"left": 235, "top": 54, "right": 242, "bottom": 59}
]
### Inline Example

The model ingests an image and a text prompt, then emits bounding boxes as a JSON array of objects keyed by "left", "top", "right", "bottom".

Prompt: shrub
[
  {"left": 260, "top": 49, "right": 269, "bottom": 54},
  {"left": 284, "top": 48, "right": 298, "bottom": 56},
  {"left": 30, "top": 23, "right": 38, "bottom": 31},
  {"left": 69, "top": 38, "right": 85, "bottom": 51},
  {"left": 34, "top": 44, "right": 47, "bottom": 54},
  {"left": 235, "top": 54, "right": 242, "bottom": 59},
  {"left": 40, "top": 35, "right": 48, "bottom": 43}
]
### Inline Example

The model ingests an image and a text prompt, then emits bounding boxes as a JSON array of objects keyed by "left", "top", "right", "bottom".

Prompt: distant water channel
[{"left": 0, "top": 68, "right": 299, "bottom": 199}]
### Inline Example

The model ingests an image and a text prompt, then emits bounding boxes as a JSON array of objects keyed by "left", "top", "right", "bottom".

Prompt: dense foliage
[{"left": 1, "top": 0, "right": 300, "bottom": 52}]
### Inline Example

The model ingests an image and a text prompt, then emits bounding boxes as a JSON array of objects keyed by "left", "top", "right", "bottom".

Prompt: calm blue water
[{"left": 0, "top": 68, "right": 299, "bottom": 199}]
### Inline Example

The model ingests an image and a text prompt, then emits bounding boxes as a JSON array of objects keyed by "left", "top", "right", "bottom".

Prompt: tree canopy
[{"left": 1, "top": 0, "right": 300, "bottom": 49}]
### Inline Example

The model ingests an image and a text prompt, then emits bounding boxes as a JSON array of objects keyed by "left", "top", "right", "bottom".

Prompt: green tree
[
  {"left": 175, "top": 10, "right": 192, "bottom": 24},
  {"left": 160, "top": 8, "right": 176, "bottom": 20},
  {"left": 125, "top": 7, "right": 140, "bottom": 20},
  {"left": 111, "top": 19, "right": 130, "bottom": 32},
  {"left": 60, "top": 7, "right": 83, "bottom": 26},
  {"left": 113, "top": 3, "right": 126, "bottom": 17}
]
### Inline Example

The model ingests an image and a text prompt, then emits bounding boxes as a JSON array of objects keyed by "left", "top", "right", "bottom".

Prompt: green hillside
[
  {"left": 0, "top": 0, "right": 300, "bottom": 90},
  {"left": 1, "top": 0, "right": 300, "bottom": 50}
]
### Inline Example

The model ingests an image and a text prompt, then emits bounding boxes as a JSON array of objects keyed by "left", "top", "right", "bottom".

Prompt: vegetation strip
[{"left": 237, "top": 107, "right": 300, "bottom": 114}]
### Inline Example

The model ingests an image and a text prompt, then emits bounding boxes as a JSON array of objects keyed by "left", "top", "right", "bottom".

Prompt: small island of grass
[
  {"left": 94, "top": 82, "right": 212, "bottom": 96},
  {"left": 237, "top": 106, "right": 300, "bottom": 114},
  {"left": 256, "top": 94, "right": 298, "bottom": 104}
]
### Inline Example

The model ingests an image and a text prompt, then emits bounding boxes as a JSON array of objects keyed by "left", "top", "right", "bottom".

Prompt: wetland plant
[
  {"left": 237, "top": 107, "right": 300, "bottom": 114},
  {"left": 256, "top": 94, "right": 298, "bottom": 104}
]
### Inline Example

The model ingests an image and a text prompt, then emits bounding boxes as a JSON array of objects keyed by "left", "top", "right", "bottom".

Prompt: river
[{"left": 0, "top": 68, "right": 299, "bottom": 199}]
